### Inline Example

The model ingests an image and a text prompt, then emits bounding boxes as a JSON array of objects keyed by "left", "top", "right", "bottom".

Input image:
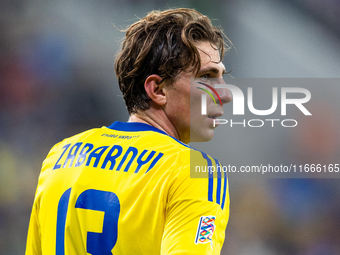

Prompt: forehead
[
  {"left": 195, "top": 41, "right": 225, "bottom": 72},
  {"left": 169, "top": 41, "right": 225, "bottom": 84}
]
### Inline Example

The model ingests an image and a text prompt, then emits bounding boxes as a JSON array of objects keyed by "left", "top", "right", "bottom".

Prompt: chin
[{"left": 190, "top": 129, "right": 214, "bottom": 143}]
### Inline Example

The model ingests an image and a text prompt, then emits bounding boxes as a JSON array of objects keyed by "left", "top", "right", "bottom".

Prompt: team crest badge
[{"left": 195, "top": 216, "right": 216, "bottom": 248}]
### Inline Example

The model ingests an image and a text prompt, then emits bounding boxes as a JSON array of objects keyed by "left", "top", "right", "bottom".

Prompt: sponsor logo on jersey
[{"left": 195, "top": 216, "right": 216, "bottom": 249}]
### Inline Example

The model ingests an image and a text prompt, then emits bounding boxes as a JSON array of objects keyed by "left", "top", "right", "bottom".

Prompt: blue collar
[
  {"left": 108, "top": 121, "right": 168, "bottom": 135},
  {"left": 107, "top": 121, "right": 189, "bottom": 147}
]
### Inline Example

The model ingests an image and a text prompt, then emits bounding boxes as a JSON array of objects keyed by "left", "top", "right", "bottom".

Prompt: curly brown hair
[{"left": 115, "top": 8, "right": 231, "bottom": 114}]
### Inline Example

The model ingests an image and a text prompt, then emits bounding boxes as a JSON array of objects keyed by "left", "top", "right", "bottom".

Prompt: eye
[{"left": 200, "top": 74, "right": 209, "bottom": 81}]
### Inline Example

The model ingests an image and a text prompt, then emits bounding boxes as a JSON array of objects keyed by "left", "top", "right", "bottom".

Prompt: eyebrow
[{"left": 198, "top": 67, "right": 226, "bottom": 75}]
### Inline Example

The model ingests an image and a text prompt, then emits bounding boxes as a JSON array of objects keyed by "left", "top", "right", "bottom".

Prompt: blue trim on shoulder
[
  {"left": 193, "top": 147, "right": 227, "bottom": 210},
  {"left": 201, "top": 151, "right": 214, "bottom": 203},
  {"left": 214, "top": 158, "right": 221, "bottom": 206},
  {"left": 221, "top": 169, "right": 227, "bottom": 210},
  {"left": 107, "top": 121, "right": 189, "bottom": 148}
]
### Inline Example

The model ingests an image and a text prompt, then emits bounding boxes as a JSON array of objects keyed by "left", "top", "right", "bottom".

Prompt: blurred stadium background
[{"left": 1, "top": 0, "right": 340, "bottom": 254}]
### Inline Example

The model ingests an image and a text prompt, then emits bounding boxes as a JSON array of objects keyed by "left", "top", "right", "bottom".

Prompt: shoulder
[
  {"left": 41, "top": 128, "right": 101, "bottom": 167},
  {"left": 46, "top": 128, "right": 99, "bottom": 151},
  {"left": 165, "top": 145, "right": 228, "bottom": 210}
]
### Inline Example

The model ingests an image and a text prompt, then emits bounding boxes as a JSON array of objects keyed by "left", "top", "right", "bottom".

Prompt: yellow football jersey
[{"left": 26, "top": 121, "right": 229, "bottom": 255}]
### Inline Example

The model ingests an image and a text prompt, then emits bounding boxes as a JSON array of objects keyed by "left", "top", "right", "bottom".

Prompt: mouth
[
  {"left": 207, "top": 112, "right": 223, "bottom": 119},
  {"left": 207, "top": 113, "right": 224, "bottom": 128}
]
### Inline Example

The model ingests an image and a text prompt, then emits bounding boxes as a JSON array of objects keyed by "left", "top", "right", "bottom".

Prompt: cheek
[
  {"left": 190, "top": 89, "right": 206, "bottom": 116},
  {"left": 190, "top": 98, "right": 202, "bottom": 117},
  {"left": 167, "top": 94, "right": 190, "bottom": 120}
]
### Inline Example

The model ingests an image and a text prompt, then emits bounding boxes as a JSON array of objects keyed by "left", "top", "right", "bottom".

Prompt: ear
[{"left": 144, "top": 75, "right": 167, "bottom": 106}]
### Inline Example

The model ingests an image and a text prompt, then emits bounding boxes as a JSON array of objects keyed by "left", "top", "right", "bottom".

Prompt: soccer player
[{"left": 26, "top": 8, "right": 232, "bottom": 255}]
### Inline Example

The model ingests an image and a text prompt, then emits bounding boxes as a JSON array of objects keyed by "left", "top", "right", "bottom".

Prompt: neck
[{"left": 128, "top": 107, "right": 183, "bottom": 142}]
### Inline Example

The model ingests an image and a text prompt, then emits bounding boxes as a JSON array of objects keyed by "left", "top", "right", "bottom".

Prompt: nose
[{"left": 215, "top": 78, "right": 232, "bottom": 105}]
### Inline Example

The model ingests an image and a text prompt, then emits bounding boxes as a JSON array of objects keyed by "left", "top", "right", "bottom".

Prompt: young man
[{"left": 26, "top": 8, "right": 232, "bottom": 255}]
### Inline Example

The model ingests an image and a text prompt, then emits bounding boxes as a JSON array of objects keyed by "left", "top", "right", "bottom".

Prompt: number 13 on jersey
[{"left": 56, "top": 188, "right": 120, "bottom": 255}]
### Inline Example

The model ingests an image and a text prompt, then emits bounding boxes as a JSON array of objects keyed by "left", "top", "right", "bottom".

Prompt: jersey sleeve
[
  {"left": 161, "top": 150, "right": 230, "bottom": 255},
  {"left": 26, "top": 141, "right": 62, "bottom": 255},
  {"left": 26, "top": 198, "right": 42, "bottom": 255}
]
